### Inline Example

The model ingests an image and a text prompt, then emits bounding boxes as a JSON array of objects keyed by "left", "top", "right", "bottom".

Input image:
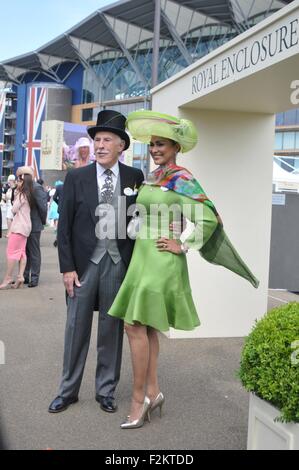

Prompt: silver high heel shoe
[
  {"left": 120, "top": 396, "right": 151, "bottom": 429},
  {"left": 150, "top": 392, "right": 165, "bottom": 417}
]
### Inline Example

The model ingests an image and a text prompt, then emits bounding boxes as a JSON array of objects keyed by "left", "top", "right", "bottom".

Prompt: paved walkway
[{"left": 0, "top": 228, "right": 298, "bottom": 450}]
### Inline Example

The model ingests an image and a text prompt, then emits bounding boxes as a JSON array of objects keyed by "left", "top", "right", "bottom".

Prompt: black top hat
[{"left": 87, "top": 110, "right": 130, "bottom": 150}]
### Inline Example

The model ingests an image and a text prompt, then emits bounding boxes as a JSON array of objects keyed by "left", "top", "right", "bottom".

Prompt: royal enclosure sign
[{"left": 191, "top": 16, "right": 299, "bottom": 96}]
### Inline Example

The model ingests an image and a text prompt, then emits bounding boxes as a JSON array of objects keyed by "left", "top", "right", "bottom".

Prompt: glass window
[
  {"left": 283, "top": 132, "right": 295, "bottom": 149},
  {"left": 274, "top": 133, "right": 283, "bottom": 150},
  {"left": 92, "top": 107, "right": 102, "bottom": 121},
  {"left": 295, "top": 132, "right": 299, "bottom": 149},
  {"left": 133, "top": 143, "right": 143, "bottom": 155},
  {"left": 275, "top": 109, "right": 299, "bottom": 126},
  {"left": 83, "top": 89, "right": 94, "bottom": 104},
  {"left": 82, "top": 108, "right": 93, "bottom": 122},
  {"left": 275, "top": 112, "right": 284, "bottom": 126},
  {"left": 133, "top": 159, "right": 141, "bottom": 170},
  {"left": 284, "top": 109, "right": 297, "bottom": 126}
]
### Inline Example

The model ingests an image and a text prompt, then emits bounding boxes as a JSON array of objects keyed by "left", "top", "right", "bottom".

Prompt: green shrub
[{"left": 238, "top": 302, "right": 299, "bottom": 423}]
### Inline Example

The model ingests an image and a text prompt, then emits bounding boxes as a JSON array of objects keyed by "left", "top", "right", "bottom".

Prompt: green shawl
[{"left": 146, "top": 164, "right": 259, "bottom": 288}]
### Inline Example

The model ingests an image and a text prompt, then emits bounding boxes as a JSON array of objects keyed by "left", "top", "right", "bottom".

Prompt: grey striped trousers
[{"left": 58, "top": 253, "right": 126, "bottom": 399}]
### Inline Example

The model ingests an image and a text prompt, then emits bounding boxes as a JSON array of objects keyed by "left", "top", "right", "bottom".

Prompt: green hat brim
[{"left": 127, "top": 110, "right": 198, "bottom": 153}]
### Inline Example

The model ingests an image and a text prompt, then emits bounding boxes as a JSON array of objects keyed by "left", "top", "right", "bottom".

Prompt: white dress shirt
[{"left": 96, "top": 161, "right": 120, "bottom": 194}]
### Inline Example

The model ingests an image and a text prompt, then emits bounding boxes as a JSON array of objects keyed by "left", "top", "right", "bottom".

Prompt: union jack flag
[
  {"left": 0, "top": 92, "right": 5, "bottom": 156},
  {"left": 25, "top": 86, "right": 47, "bottom": 179}
]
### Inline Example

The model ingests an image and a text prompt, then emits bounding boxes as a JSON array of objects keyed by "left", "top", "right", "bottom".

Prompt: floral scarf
[
  {"left": 146, "top": 163, "right": 222, "bottom": 224},
  {"left": 145, "top": 163, "right": 259, "bottom": 288}
]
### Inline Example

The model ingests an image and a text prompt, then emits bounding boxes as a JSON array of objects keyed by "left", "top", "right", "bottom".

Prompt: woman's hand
[{"left": 156, "top": 237, "right": 182, "bottom": 255}]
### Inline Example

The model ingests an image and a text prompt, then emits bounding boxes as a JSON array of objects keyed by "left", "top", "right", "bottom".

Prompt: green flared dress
[{"left": 108, "top": 185, "right": 218, "bottom": 332}]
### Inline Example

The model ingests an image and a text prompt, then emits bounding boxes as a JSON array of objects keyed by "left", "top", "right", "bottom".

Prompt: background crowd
[{"left": 0, "top": 173, "right": 63, "bottom": 288}]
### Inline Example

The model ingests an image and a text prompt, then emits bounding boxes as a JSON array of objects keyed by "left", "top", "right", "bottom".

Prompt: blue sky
[{"left": 0, "top": 0, "right": 114, "bottom": 61}]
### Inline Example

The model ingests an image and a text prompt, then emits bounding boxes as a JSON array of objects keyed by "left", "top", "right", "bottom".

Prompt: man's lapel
[
  {"left": 119, "top": 161, "right": 131, "bottom": 195},
  {"left": 82, "top": 162, "right": 98, "bottom": 225}
]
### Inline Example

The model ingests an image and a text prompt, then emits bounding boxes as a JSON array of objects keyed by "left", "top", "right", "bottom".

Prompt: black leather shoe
[
  {"left": 95, "top": 395, "right": 117, "bottom": 413},
  {"left": 24, "top": 278, "right": 29, "bottom": 285},
  {"left": 28, "top": 282, "right": 38, "bottom": 288},
  {"left": 48, "top": 396, "right": 78, "bottom": 413}
]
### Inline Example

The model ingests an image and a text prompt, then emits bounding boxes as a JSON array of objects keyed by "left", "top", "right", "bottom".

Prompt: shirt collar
[{"left": 96, "top": 160, "right": 120, "bottom": 178}]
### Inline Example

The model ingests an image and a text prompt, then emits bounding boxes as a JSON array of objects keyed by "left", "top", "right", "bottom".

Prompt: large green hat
[{"left": 127, "top": 110, "right": 198, "bottom": 153}]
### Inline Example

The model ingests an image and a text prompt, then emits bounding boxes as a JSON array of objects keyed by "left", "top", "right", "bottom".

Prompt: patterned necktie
[{"left": 101, "top": 169, "right": 114, "bottom": 202}]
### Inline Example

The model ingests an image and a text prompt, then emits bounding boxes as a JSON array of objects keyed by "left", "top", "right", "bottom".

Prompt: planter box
[{"left": 247, "top": 393, "right": 299, "bottom": 450}]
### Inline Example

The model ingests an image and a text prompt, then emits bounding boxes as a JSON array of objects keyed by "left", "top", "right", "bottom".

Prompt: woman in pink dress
[{"left": 0, "top": 166, "right": 34, "bottom": 290}]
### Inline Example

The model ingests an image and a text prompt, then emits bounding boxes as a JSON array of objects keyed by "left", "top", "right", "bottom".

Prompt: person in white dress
[{"left": 4, "top": 175, "right": 17, "bottom": 235}]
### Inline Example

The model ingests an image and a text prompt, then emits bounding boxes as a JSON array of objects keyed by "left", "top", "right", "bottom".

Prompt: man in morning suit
[{"left": 48, "top": 110, "right": 144, "bottom": 414}]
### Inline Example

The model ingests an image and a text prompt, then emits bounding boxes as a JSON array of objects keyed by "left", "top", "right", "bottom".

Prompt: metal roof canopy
[
  {"left": 6, "top": 53, "right": 42, "bottom": 69},
  {"left": 107, "top": 0, "right": 171, "bottom": 36},
  {"left": 176, "top": 0, "right": 236, "bottom": 25},
  {"left": 68, "top": 14, "right": 121, "bottom": 48},
  {"left": 0, "top": 0, "right": 293, "bottom": 83},
  {"left": 0, "top": 65, "right": 10, "bottom": 81},
  {"left": 39, "top": 36, "right": 81, "bottom": 60}
]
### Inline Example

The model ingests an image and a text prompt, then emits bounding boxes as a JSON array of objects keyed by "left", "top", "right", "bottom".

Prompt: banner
[
  {"left": 41, "top": 120, "right": 64, "bottom": 170},
  {"left": 41, "top": 121, "right": 93, "bottom": 170}
]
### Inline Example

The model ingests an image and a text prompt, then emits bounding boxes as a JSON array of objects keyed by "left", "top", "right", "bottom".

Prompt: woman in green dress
[{"left": 108, "top": 110, "right": 259, "bottom": 429}]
